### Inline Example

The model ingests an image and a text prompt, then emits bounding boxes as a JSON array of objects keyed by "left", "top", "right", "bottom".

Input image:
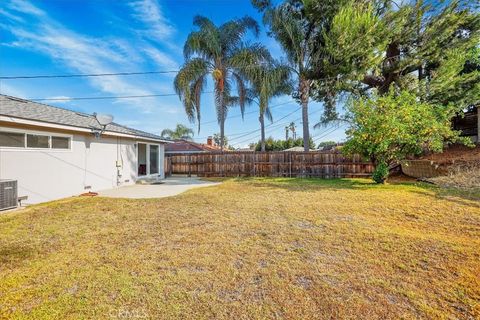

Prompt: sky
[{"left": 0, "top": 0, "right": 346, "bottom": 148}]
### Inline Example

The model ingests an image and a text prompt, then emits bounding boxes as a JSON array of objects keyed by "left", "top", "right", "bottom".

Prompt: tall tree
[
  {"left": 174, "top": 16, "right": 265, "bottom": 150},
  {"left": 255, "top": 0, "right": 320, "bottom": 151},
  {"left": 289, "top": 122, "right": 296, "bottom": 140},
  {"left": 160, "top": 124, "right": 194, "bottom": 140},
  {"left": 311, "top": 0, "right": 480, "bottom": 110},
  {"left": 241, "top": 55, "right": 291, "bottom": 151}
]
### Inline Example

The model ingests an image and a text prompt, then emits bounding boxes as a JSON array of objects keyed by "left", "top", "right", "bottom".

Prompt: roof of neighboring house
[
  {"left": 283, "top": 146, "right": 315, "bottom": 152},
  {"left": 165, "top": 139, "right": 222, "bottom": 153},
  {"left": 0, "top": 94, "right": 169, "bottom": 142}
]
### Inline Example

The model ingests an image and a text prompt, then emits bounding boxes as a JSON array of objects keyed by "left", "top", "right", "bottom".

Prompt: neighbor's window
[
  {"left": 51, "top": 136, "right": 70, "bottom": 149},
  {"left": 26, "top": 134, "right": 50, "bottom": 148},
  {"left": 0, "top": 131, "right": 25, "bottom": 147}
]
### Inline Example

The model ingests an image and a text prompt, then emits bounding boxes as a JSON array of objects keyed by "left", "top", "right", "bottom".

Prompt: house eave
[{"left": 0, "top": 115, "right": 171, "bottom": 144}]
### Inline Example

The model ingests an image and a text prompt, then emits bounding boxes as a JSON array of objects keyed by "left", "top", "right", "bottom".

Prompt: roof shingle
[{"left": 0, "top": 95, "right": 168, "bottom": 141}]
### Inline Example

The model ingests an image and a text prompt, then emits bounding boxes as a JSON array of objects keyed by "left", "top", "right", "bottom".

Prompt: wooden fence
[{"left": 165, "top": 151, "right": 373, "bottom": 178}]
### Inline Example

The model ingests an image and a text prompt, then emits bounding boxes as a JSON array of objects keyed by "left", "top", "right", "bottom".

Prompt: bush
[
  {"left": 372, "top": 161, "right": 389, "bottom": 184},
  {"left": 343, "top": 89, "right": 470, "bottom": 183}
]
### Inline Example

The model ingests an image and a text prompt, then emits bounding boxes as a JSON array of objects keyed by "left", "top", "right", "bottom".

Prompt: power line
[
  {"left": 313, "top": 124, "right": 346, "bottom": 143},
  {"left": 193, "top": 100, "right": 296, "bottom": 138},
  {"left": 0, "top": 70, "right": 179, "bottom": 80},
  {"left": 196, "top": 100, "right": 295, "bottom": 127},
  {"left": 228, "top": 106, "right": 302, "bottom": 143},
  {"left": 231, "top": 108, "right": 324, "bottom": 146},
  {"left": 29, "top": 92, "right": 188, "bottom": 101}
]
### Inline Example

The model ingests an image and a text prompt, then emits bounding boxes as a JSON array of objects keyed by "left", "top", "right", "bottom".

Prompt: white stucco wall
[{"left": 0, "top": 126, "right": 165, "bottom": 205}]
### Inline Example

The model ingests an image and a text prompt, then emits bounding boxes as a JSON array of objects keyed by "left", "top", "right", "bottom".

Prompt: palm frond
[
  {"left": 220, "top": 16, "right": 260, "bottom": 52},
  {"left": 184, "top": 16, "right": 221, "bottom": 60},
  {"left": 231, "top": 72, "right": 247, "bottom": 119},
  {"left": 174, "top": 58, "right": 209, "bottom": 127}
]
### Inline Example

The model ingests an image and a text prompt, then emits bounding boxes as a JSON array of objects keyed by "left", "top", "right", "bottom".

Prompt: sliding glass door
[
  {"left": 149, "top": 145, "right": 159, "bottom": 175},
  {"left": 138, "top": 143, "right": 147, "bottom": 176},
  {"left": 137, "top": 143, "right": 160, "bottom": 177}
]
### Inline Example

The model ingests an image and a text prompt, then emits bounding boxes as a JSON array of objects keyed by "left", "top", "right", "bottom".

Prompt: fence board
[{"left": 165, "top": 151, "right": 373, "bottom": 178}]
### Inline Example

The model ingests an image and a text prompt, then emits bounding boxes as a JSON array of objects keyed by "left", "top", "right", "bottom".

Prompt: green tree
[
  {"left": 255, "top": 0, "right": 321, "bottom": 151},
  {"left": 253, "top": 136, "right": 315, "bottom": 151},
  {"left": 160, "top": 124, "right": 194, "bottom": 140},
  {"left": 313, "top": 0, "right": 480, "bottom": 111},
  {"left": 241, "top": 55, "right": 291, "bottom": 151},
  {"left": 317, "top": 140, "right": 337, "bottom": 149},
  {"left": 213, "top": 133, "right": 228, "bottom": 148},
  {"left": 343, "top": 90, "right": 470, "bottom": 183},
  {"left": 174, "top": 16, "right": 265, "bottom": 150}
]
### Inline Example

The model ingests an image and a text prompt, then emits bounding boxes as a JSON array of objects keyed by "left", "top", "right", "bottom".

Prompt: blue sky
[{"left": 0, "top": 0, "right": 346, "bottom": 147}]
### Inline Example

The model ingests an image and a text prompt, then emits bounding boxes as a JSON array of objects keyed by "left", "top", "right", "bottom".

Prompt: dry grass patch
[
  {"left": 429, "top": 161, "right": 480, "bottom": 190},
  {"left": 0, "top": 178, "right": 479, "bottom": 319}
]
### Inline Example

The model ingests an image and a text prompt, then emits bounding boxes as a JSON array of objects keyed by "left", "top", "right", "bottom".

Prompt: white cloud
[
  {"left": 0, "top": 83, "right": 27, "bottom": 98},
  {"left": 144, "top": 46, "right": 179, "bottom": 70},
  {"left": 1, "top": 1, "right": 164, "bottom": 113},
  {"left": 7, "top": 0, "right": 45, "bottom": 17},
  {"left": 129, "top": 0, "right": 174, "bottom": 41},
  {"left": 44, "top": 96, "right": 72, "bottom": 103},
  {"left": 0, "top": 8, "right": 24, "bottom": 22}
]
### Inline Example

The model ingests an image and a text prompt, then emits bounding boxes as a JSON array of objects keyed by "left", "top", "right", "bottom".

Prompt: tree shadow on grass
[
  {"left": 227, "top": 177, "right": 480, "bottom": 207},
  {"left": 409, "top": 187, "right": 480, "bottom": 208},
  {"left": 0, "top": 243, "right": 35, "bottom": 266}
]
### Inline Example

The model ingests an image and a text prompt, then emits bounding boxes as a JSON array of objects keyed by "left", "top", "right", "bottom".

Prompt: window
[
  {"left": 27, "top": 134, "right": 50, "bottom": 148},
  {"left": 0, "top": 131, "right": 25, "bottom": 147},
  {"left": 51, "top": 136, "right": 70, "bottom": 149},
  {"left": 0, "top": 130, "right": 71, "bottom": 150}
]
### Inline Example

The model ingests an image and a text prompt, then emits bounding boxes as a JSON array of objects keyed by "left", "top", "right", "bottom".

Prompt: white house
[{"left": 0, "top": 94, "right": 170, "bottom": 205}]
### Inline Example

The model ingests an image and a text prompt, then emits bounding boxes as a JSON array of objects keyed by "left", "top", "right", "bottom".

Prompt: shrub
[
  {"left": 372, "top": 161, "right": 389, "bottom": 184},
  {"left": 343, "top": 89, "right": 470, "bottom": 183}
]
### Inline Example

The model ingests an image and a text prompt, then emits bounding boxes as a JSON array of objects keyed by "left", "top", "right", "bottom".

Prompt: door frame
[{"left": 136, "top": 142, "right": 162, "bottom": 178}]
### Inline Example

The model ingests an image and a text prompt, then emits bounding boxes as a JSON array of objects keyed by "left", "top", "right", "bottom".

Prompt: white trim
[
  {"left": 0, "top": 126, "right": 73, "bottom": 152},
  {"left": 136, "top": 142, "right": 162, "bottom": 178},
  {"left": 0, "top": 115, "right": 170, "bottom": 144}
]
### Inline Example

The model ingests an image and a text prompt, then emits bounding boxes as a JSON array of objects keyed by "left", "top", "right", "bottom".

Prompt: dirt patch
[
  {"left": 428, "top": 161, "right": 480, "bottom": 189},
  {"left": 420, "top": 144, "right": 480, "bottom": 164}
]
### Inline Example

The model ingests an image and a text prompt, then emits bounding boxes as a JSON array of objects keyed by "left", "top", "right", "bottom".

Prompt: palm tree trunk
[
  {"left": 300, "top": 78, "right": 310, "bottom": 151},
  {"left": 259, "top": 113, "right": 266, "bottom": 152},
  {"left": 217, "top": 85, "right": 225, "bottom": 151},
  {"left": 220, "top": 111, "right": 225, "bottom": 151}
]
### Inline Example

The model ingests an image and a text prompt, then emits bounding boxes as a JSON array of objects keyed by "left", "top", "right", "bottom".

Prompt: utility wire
[
  {"left": 0, "top": 70, "right": 179, "bottom": 79},
  {"left": 29, "top": 92, "right": 187, "bottom": 101},
  {"left": 194, "top": 100, "right": 295, "bottom": 138},
  {"left": 196, "top": 100, "right": 295, "bottom": 127},
  {"left": 231, "top": 108, "right": 324, "bottom": 146},
  {"left": 228, "top": 106, "right": 302, "bottom": 142}
]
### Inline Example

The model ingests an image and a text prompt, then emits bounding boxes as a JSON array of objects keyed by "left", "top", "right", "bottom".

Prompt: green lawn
[{"left": 1, "top": 178, "right": 479, "bottom": 319}]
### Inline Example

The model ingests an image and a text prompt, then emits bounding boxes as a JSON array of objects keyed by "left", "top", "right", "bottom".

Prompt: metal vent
[{"left": 0, "top": 180, "right": 18, "bottom": 211}]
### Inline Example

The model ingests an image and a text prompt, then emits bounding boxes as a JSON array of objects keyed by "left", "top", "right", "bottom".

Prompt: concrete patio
[{"left": 98, "top": 176, "right": 219, "bottom": 199}]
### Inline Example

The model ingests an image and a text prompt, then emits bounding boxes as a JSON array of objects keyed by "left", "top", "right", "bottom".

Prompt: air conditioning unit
[{"left": 0, "top": 180, "right": 18, "bottom": 211}]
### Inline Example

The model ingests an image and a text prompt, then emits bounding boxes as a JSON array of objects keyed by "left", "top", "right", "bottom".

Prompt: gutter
[{"left": 0, "top": 115, "right": 171, "bottom": 144}]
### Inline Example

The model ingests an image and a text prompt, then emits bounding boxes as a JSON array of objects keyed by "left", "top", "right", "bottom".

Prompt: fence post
[
  {"left": 289, "top": 152, "right": 292, "bottom": 178},
  {"left": 188, "top": 154, "right": 191, "bottom": 177},
  {"left": 253, "top": 151, "right": 256, "bottom": 177}
]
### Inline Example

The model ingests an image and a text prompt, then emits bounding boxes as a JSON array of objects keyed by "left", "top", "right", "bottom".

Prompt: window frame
[
  {"left": 0, "top": 131, "right": 26, "bottom": 148},
  {"left": 0, "top": 127, "right": 73, "bottom": 152}
]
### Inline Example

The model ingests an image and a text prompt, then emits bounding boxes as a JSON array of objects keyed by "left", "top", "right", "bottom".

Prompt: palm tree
[
  {"left": 174, "top": 16, "right": 265, "bottom": 150},
  {"left": 289, "top": 122, "right": 296, "bottom": 140},
  {"left": 242, "top": 56, "right": 291, "bottom": 152},
  {"left": 160, "top": 124, "right": 194, "bottom": 140},
  {"left": 261, "top": 2, "right": 319, "bottom": 151}
]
